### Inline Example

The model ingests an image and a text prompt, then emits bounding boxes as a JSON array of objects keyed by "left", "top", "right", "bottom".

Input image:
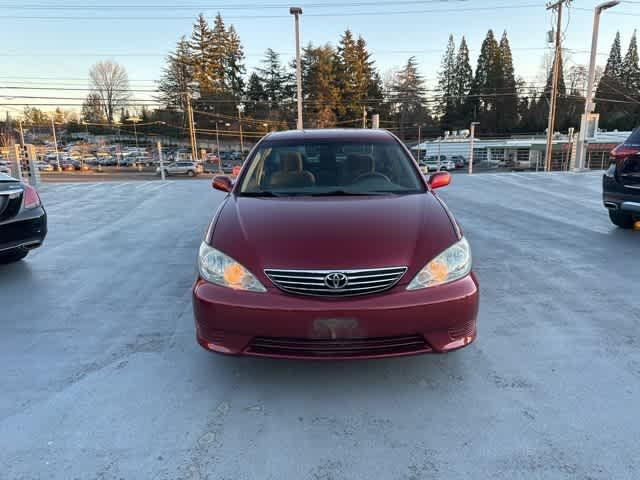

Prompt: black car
[
  {"left": 0, "top": 173, "right": 47, "bottom": 263},
  {"left": 604, "top": 130, "right": 640, "bottom": 229}
]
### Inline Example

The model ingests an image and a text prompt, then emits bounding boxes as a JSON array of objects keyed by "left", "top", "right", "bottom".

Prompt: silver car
[{"left": 156, "top": 161, "right": 202, "bottom": 177}]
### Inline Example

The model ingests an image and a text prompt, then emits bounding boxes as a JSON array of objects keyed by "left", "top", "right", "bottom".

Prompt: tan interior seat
[{"left": 269, "top": 152, "right": 316, "bottom": 188}]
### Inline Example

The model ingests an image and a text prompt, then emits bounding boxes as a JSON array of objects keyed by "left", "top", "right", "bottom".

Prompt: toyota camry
[{"left": 193, "top": 129, "right": 479, "bottom": 359}]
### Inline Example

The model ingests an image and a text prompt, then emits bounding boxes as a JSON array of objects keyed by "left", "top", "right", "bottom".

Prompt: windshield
[{"left": 238, "top": 140, "right": 425, "bottom": 196}]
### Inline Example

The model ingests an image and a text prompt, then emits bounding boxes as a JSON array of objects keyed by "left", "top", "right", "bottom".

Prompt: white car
[
  {"left": 156, "top": 161, "right": 202, "bottom": 177},
  {"left": 421, "top": 158, "right": 456, "bottom": 172},
  {"left": 36, "top": 162, "right": 54, "bottom": 172}
]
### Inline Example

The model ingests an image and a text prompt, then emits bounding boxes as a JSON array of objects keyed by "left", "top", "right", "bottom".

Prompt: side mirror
[
  {"left": 212, "top": 175, "right": 233, "bottom": 193},
  {"left": 428, "top": 171, "right": 451, "bottom": 190}
]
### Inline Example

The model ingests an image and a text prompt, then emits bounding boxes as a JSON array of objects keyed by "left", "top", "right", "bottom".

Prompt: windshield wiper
[
  {"left": 307, "top": 190, "right": 385, "bottom": 197},
  {"left": 239, "top": 191, "right": 284, "bottom": 197}
]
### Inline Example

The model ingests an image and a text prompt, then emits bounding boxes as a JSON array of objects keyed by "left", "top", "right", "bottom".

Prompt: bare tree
[{"left": 89, "top": 61, "right": 130, "bottom": 123}]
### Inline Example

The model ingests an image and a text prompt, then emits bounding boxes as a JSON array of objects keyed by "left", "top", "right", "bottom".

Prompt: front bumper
[
  {"left": 0, "top": 207, "right": 47, "bottom": 253},
  {"left": 192, "top": 273, "right": 479, "bottom": 360}
]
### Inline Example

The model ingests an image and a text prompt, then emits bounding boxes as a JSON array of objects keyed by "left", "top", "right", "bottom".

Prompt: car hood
[{"left": 209, "top": 193, "right": 459, "bottom": 284}]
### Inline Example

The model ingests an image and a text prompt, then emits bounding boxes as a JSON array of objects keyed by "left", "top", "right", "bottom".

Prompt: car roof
[
  {"left": 0, "top": 172, "right": 18, "bottom": 182},
  {"left": 263, "top": 128, "right": 396, "bottom": 143}
]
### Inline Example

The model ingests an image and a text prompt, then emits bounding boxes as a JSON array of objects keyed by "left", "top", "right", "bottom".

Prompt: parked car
[
  {"left": 450, "top": 155, "right": 466, "bottom": 169},
  {"left": 421, "top": 156, "right": 456, "bottom": 172},
  {"left": 132, "top": 156, "right": 154, "bottom": 167},
  {"left": 603, "top": 130, "right": 640, "bottom": 228},
  {"left": 36, "top": 162, "right": 53, "bottom": 172},
  {"left": 0, "top": 161, "right": 11, "bottom": 175},
  {"left": 156, "top": 161, "right": 201, "bottom": 177},
  {"left": 193, "top": 129, "right": 478, "bottom": 359},
  {"left": 0, "top": 172, "right": 47, "bottom": 263}
]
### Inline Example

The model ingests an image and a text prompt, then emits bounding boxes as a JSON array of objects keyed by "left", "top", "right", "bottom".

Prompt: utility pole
[
  {"left": 130, "top": 117, "right": 140, "bottom": 149},
  {"left": 215, "top": 120, "right": 222, "bottom": 172},
  {"left": 469, "top": 122, "right": 479, "bottom": 175},
  {"left": 417, "top": 125, "right": 422, "bottom": 162},
  {"left": 51, "top": 118, "right": 61, "bottom": 171},
  {"left": 545, "top": 0, "right": 571, "bottom": 172},
  {"left": 362, "top": 106, "right": 367, "bottom": 128},
  {"left": 574, "top": 0, "right": 620, "bottom": 171},
  {"left": 185, "top": 93, "right": 198, "bottom": 162},
  {"left": 237, "top": 104, "right": 245, "bottom": 157},
  {"left": 290, "top": 7, "right": 303, "bottom": 129}
]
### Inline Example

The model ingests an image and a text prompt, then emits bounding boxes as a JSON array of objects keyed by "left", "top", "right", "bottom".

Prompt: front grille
[
  {"left": 264, "top": 266, "right": 408, "bottom": 297},
  {"left": 248, "top": 335, "right": 429, "bottom": 358}
]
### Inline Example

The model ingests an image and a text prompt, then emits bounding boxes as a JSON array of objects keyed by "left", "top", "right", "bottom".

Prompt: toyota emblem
[{"left": 324, "top": 272, "right": 349, "bottom": 290}]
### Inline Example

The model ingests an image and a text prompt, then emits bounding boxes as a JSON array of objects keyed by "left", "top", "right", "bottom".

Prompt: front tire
[
  {"left": 0, "top": 249, "right": 29, "bottom": 264},
  {"left": 609, "top": 210, "right": 635, "bottom": 229},
  {"left": 187, "top": 170, "right": 195, "bottom": 177}
]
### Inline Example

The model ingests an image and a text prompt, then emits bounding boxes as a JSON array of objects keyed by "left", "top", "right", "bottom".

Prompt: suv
[
  {"left": 157, "top": 161, "right": 202, "bottom": 177},
  {"left": 603, "top": 129, "right": 640, "bottom": 228},
  {"left": 420, "top": 156, "right": 455, "bottom": 172}
]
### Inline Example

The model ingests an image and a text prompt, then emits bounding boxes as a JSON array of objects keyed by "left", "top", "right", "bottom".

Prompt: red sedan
[{"left": 193, "top": 129, "right": 479, "bottom": 359}]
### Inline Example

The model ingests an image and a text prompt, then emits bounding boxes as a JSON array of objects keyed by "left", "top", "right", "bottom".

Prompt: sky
[{"left": 2, "top": 0, "right": 640, "bottom": 117}]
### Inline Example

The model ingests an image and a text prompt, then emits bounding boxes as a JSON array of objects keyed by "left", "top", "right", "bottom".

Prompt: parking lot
[{"left": 1, "top": 172, "right": 638, "bottom": 479}]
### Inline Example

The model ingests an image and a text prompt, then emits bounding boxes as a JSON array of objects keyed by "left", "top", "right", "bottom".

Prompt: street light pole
[
  {"left": 469, "top": 122, "right": 479, "bottom": 175},
  {"left": 417, "top": 125, "right": 422, "bottom": 162},
  {"left": 574, "top": 0, "right": 620, "bottom": 171},
  {"left": 290, "top": 7, "right": 304, "bottom": 130},
  {"left": 51, "top": 117, "right": 61, "bottom": 171}
]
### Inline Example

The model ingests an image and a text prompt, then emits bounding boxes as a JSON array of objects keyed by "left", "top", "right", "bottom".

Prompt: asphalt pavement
[{"left": 1, "top": 172, "right": 638, "bottom": 479}]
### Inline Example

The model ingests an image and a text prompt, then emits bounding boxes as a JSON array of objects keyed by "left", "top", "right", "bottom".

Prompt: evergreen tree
[
  {"left": 245, "top": 72, "right": 266, "bottom": 117},
  {"left": 622, "top": 31, "right": 640, "bottom": 94},
  {"left": 256, "top": 48, "right": 290, "bottom": 118},
  {"left": 389, "top": 57, "right": 431, "bottom": 139},
  {"left": 595, "top": 31, "right": 627, "bottom": 129},
  {"left": 188, "top": 14, "right": 214, "bottom": 93},
  {"left": 225, "top": 25, "right": 246, "bottom": 99},
  {"left": 497, "top": 31, "right": 518, "bottom": 133},
  {"left": 437, "top": 34, "right": 457, "bottom": 130},
  {"left": 158, "top": 37, "right": 195, "bottom": 110},
  {"left": 453, "top": 36, "right": 473, "bottom": 129},
  {"left": 335, "top": 30, "right": 359, "bottom": 121},
  {"left": 470, "top": 30, "right": 502, "bottom": 133},
  {"left": 210, "top": 13, "right": 229, "bottom": 95},
  {"left": 302, "top": 43, "right": 340, "bottom": 128}
]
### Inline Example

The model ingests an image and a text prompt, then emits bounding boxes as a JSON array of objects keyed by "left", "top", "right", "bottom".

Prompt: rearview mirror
[
  {"left": 212, "top": 175, "right": 233, "bottom": 193},
  {"left": 428, "top": 171, "right": 451, "bottom": 190}
]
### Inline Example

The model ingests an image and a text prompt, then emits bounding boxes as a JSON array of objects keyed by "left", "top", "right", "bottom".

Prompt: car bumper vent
[
  {"left": 449, "top": 319, "right": 476, "bottom": 339},
  {"left": 247, "top": 335, "right": 429, "bottom": 358}
]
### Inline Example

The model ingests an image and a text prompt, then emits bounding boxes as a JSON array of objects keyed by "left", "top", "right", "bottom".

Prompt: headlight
[
  {"left": 407, "top": 237, "right": 472, "bottom": 290},
  {"left": 198, "top": 242, "right": 266, "bottom": 292}
]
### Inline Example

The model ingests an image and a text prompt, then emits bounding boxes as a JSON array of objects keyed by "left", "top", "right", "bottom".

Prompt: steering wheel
[{"left": 353, "top": 172, "right": 391, "bottom": 184}]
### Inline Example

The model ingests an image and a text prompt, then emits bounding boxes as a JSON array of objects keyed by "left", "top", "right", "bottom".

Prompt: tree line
[{"left": 63, "top": 14, "right": 640, "bottom": 140}]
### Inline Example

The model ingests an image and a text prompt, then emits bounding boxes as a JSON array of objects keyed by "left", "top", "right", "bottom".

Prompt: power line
[{"left": 0, "top": 4, "right": 546, "bottom": 20}]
